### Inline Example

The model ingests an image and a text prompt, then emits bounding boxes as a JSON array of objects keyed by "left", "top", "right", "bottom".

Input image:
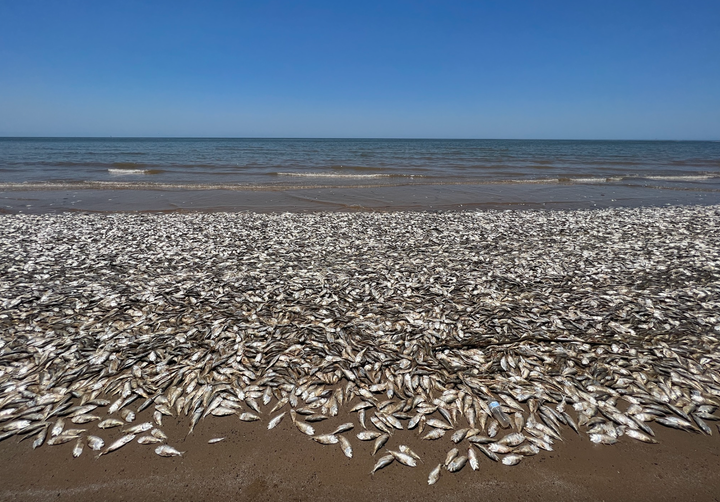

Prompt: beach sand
[{"left": 1, "top": 206, "right": 719, "bottom": 501}]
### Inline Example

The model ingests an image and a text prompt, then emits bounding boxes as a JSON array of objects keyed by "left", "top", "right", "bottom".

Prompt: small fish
[
  {"left": 71, "top": 415, "right": 101, "bottom": 424},
  {"left": 154, "top": 411, "right": 163, "bottom": 427},
  {"left": 208, "top": 437, "right": 225, "bottom": 444},
  {"left": 151, "top": 428, "right": 168, "bottom": 440},
  {"left": 267, "top": 412, "right": 285, "bottom": 430},
  {"left": 474, "top": 444, "right": 499, "bottom": 462},
  {"left": 447, "top": 455, "right": 467, "bottom": 472},
  {"left": 47, "top": 434, "right": 79, "bottom": 446},
  {"left": 97, "top": 418, "right": 125, "bottom": 429},
  {"left": 138, "top": 435, "right": 164, "bottom": 445},
  {"left": 120, "top": 409, "right": 135, "bottom": 423},
  {"left": 468, "top": 447, "right": 480, "bottom": 470},
  {"left": 50, "top": 418, "right": 65, "bottom": 437},
  {"left": 72, "top": 438, "right": 84, "bottom": 458},
  {"left": 428, "top": 463, "right": 442, "bottom": 485},
  {"left": 398, "top": 445, "right": 421, "bottom": 461},
  {"left": 426, "top": 418, "right": 452, "bottom": 430},
  {"left": 498, "top": 432, "right": 525, "bottom": 447},
  {"left": 444, "top": 448, "right": 459, "bottom": 467},
  {"left": 488, "top": 443, "right": 513, "bottom": 454},
  {"left": 389, "top": 450, "right": 417, "bottom": 467},
  {"left": 32, "top": 428, "right": 47, "bottom": 449},
  {"left": 513, "top": 443, "right": 540, "bottom": 456},
  {"left": 625, "top": 429, "right": 658, "bottom": 444},
  {"left": 155, "top": 445, "right": 183, "bottom": 457},
  {"left": 467, "top": 435, "right": 494, "bottom": 444},
  {"left": 124, "top": 422, "right": 153, "bottom": 434},
  {"left": 295, "top": 420, "right": 315, "bottom": 436},
  {"left": 451, "top": 428, "right": 470, "bottom": 443},
  {"left": 332, "top": 423, "right": 354, "bottom": 435},
  {"left": 239, "top": 412, "right": 260, "bottom": 422},
  {"left": 313, "top": 434, "right": 339, "bottom": 445},
  {"left": 338, "top": 435, "right": 353, "bottom": 458},
  {"left": 589, "top": 434, "right": 617, "bottom": 445},
  {"left": 357, "top": 431, "right": 381, "bottom": 441},
  {"left": 99, "top": 434, "right": 136, "bottom": 456},
  {"left": 422, "top": 428, "right": 446, "bottom": 440},
  {"left": 502, "top": 454, "right": 523, "bottom": 466},
  {"left": 371, "top": 454, "right": 395, "bottom": 474},
  {"left": 372, "top": 433, "right": 390, "bottom": 455},
  {"left": 87, "top": 436, "right": 105, "bottom": 450}
]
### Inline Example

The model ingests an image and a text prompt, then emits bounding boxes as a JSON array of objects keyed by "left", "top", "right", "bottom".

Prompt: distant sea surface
[{"left": 1, "top": 138, "right": 719, "bottom": 212}]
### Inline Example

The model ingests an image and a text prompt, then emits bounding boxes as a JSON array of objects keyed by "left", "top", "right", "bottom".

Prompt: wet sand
[
  {"left": 2, "top": 179, "right": 720, "bottom": 213},
  {"left": 1, "top": 407, "right": 719, "bottom": 502}
]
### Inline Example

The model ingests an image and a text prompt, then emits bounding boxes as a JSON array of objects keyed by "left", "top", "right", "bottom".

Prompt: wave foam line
[{"left": 275, "top": 172, "right": 394, "bottom": 178}]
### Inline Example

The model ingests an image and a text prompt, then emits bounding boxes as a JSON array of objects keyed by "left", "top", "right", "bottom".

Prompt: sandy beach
[{"left": 1, "top": 206, "right": 719, "bottom": 501}]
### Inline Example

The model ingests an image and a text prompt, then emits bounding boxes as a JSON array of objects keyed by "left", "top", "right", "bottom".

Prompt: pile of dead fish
[{"left": 1, "top": 205, "right": 719, "bottom": 483}]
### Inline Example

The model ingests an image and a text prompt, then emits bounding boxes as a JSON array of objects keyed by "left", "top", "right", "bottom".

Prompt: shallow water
[{"left": 1, "top": 138, "right": 719, "bottom": 212}]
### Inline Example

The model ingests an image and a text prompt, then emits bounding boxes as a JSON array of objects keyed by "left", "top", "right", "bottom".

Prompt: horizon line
[{"left": 1, "top": 136, "right": 718, "bottom": 142}]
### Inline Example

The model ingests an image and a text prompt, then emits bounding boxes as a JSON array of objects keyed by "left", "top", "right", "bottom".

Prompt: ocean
[{"left": 1, "top": 138, "right": 719, "bottom": 212}]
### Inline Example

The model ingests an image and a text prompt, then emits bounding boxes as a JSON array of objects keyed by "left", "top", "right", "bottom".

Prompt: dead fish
[
  {"left": 589, "top": 434, "right": 617, "bottom": 445},
  {"left": 398, "top": 445, "right": 421, "bottom": 462},
  {"left": 312, "top": 434, "right": 339, "bottom": 445},
  {"left": 124, "top": 422, "right": 153, "bottom": 434},
  {"left": 625, "top": 429, "right": 658, "bottom": 444},
  {"left": 239, "top": 412, "right": 260, "bottom": 422},
  {"left": 138, "top": 435, "right": 164, "bottom": 445},
  {"left": 32, "top": 428, "right": 47, "bottom": 449},
  {"left": 444, "top": 448, "right": 459, "bottom": 467},
  {"left": 47, "top": 434, "right": 79, "bottom": 446},
  {"left": 155, "top": 445, "right": 183, "bottom": 457},
  {"left": 654, "top": 416, "right": 696, "bottom": 431},
  {"left": 371, "top": 454, "right": 395, "bottom": 474},
  {"left": 120, "top": 409, "right": 135, "bottom": 423},
  {"left": 451, "top": 428, "right": 470, "bottom": 443},
  {"left": 428, "top": 463, "right": 442, "bottom": 485},
  {"left": 294, "top": 420, "right": 315, "bottom": 436},
  {"left": 87, "top": 436, "right": 105, "bottom": 451},
  {"left": 99, "top": 434, "right": 136, "bottom": 456},
  {"left": 474, "top": 444, "right": 499, "bottom": 462},
  {"left": 332, "top": 423, "right": 354, "bottom": 435},
  {"left": 487, "top": 443, "right": 514, "bottom": 454},
  {"left": 468, "top": 447, "right": 480, "bottom": 470},
  {"left": 338, "top": 435, "right": 353, "bottom": 458},
  {"left": 72, "top": 438, "right": 84, "bottom": 458},
  {"left": 208, "top": 438, "right": 225, "bottom": 444},
  {"left": 422, "top": 428, "right": 446, "bottom": 440},
  {"left": 447, "top": 455, "right": 468, "bottom": 472},
  {"left": 151, "top": 429, "right": 168, "bottom": 440},
  {"left": 513, "top": 443, "right": 540, "bottom": 456},
  {"left": 50, "top": 418, "right": 65, "bottom": 437},
  {"left": 502, "top": 454, "right": 523, "bottom": 466},
  {"left": 357, "top": 431, "right": 381, "bottom": 441},
  {"left": 71, "top": 414, "right": 101, "bottom": 424},
  {"left": 426, "top": 418, "right": 452, "bottom": 430},
  {"left": 498, "top": 432, "right": 525, "bottom": 447},
  {"left": 468, "top": 435, "right": 494, "bottom": 444},
  {"left": 210, "top": 407, "right": 237, "bottom": 417},
  {"left": 268, "top": 412, "right": 286, "bottom": 430},
  {"left": 389, "top": 450, "right": 417, "bottom": 467},
  {"left": 372, "top": 433, "right": 390, "bottom": 455},
  {"left": 98, "top": 418, "right": 125, "bottom": 429}
]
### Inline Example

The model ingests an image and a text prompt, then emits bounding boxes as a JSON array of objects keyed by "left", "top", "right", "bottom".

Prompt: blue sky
[{"left": 0, "top": 1, "right": 718, "bottom": 138}]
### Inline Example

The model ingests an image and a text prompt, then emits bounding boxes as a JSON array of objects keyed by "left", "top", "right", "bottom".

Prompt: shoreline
[
  {"left": 2, "top": 179, "right": 720, "bottom": 214},
  {"left": 1, "top": 206, "right": 719, "bottom": 501}
]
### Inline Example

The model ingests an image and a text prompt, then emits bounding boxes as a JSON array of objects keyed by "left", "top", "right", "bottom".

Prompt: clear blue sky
[{"left": 1, "top": 0, "right": 718, "bottom": 139}]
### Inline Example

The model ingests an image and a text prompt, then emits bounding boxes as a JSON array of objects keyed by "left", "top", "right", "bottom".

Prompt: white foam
[
  {"left": 643, "top": 175, "right": 715, "bottom": 181},
  {"left": 276, "top": 172, "right": 392, "bottom": 178},
  {"left": 108, "top": 169, "right": 147, "bottom": 175}
]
